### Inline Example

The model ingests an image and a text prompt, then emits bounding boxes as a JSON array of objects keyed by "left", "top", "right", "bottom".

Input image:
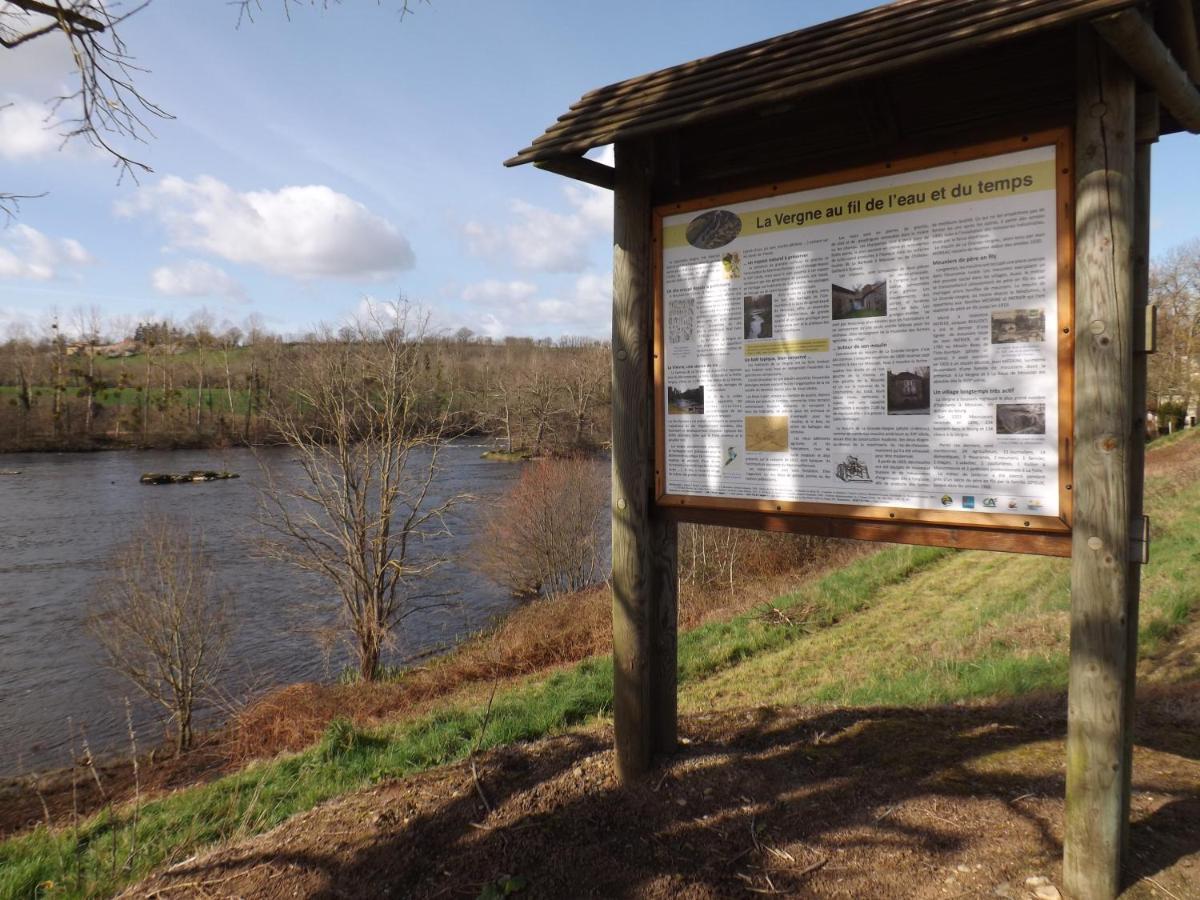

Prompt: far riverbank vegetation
[{"left": 0, "top": 309, "right": 610, "bottom": 455}]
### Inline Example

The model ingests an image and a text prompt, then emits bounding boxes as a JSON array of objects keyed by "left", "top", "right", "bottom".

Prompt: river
[{"left": 0, "top": 444, "right": 562, "bottom": 777}]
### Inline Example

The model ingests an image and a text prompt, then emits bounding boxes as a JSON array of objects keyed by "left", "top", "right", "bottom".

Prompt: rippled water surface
[{"left": 0, "top": 445, "right": 543, "bottom": 775}]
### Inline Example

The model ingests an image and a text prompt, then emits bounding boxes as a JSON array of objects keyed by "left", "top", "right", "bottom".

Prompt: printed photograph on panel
[
  {"left": 831, "top": 279, "right": 888, "bottom": 320},
  {"left": 743, "top": 293, "right": 773, "bottom": 340},
  {"left": 685, "top": 209, "right": 742, "bottom": 249},
  {"left": 667, "top": 383, "right": 705, "bottom": 415},
  {"left": 745, "top": 415, "right": 789, "bottom": 452},
  {"left": 991, "top": 308, "right": 1046, "bottom": 343},
  {"left": 886, "top": 366, "right": 930, "bottom": 415},
  {"left": 996, "top": 402, "right": 1046, "bottom": 435},
  {"left": 722, "top": 251, "right": 742, "bottom": 279}
]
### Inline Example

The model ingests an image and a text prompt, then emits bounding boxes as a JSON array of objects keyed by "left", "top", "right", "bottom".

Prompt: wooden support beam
[
  {"left": 1063, "top": 28, "right": 1138, "bottom": 900},
  {"left": 1093, "top": 8, "right": 1200, "bottom": 132},
  {"left": 1160, "top": 0, "right": 1200, "bottom": 84},
  {"left": 611, "top": 139, "right": 678, "bottom": 782},
  {"left": 533, "top": 155, "right": 615, "bottom": 190}
]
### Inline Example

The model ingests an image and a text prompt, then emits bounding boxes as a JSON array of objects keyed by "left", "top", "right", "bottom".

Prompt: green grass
[
  {"left": 3, "top": 432, "right": 1199, "bottom": 898},
  {"left": 681, "top": 434, "right": 1200, "bottom": 711}
]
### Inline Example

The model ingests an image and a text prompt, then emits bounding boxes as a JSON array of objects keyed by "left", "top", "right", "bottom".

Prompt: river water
[{"left": 0, "top": 444, "right": 558, "bottom": 776}]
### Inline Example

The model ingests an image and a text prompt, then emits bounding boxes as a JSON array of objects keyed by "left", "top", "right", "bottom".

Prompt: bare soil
[{"left": 127, "top": 686, "right": 1199, "bottom": 899}]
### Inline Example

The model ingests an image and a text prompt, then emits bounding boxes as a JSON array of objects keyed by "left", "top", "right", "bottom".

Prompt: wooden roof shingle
[{"left": 507, "top": 0, "right": 1198, "bottom": 168}]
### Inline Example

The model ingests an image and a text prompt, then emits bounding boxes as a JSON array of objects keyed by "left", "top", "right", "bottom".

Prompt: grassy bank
[{"left": 3, "top": 432, "right": 1199, "bottom": 897}]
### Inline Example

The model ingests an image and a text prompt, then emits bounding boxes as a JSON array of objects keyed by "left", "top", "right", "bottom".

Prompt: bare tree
[
  {"left": 87, "top": 516, "right": 232, "bottom": 754},
  {"left": 1148, "top": 240, "right": 1200, "bottom": 422},
  {"left": 258, "top": 300, "right": 465, "bottom": 682}
]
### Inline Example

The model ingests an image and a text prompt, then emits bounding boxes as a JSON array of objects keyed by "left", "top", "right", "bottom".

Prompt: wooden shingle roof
[{"left": 507, "top": 0, "right": 1200, "bottom": 169}]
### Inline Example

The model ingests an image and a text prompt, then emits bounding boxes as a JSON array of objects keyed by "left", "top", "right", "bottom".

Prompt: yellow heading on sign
[{"left": 663, "top": 160, "right": 1055, "bottom": 250}]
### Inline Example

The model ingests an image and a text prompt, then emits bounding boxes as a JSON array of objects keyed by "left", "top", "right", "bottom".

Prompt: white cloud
[
  {"left": 463, "top": 180, "right": 612, "bottom": 274},
  {"left": 151, "top": 260, "right": 246, "bottom": 301},
  {"left": 0, "top": 224, "right": 93, "bottom": 281},
  {"left": 462, "top": 272, "right": 611, "bottom": 339},
  {"left": 117, "top": 176, "right": 415, "bottom": 279},
  {"left": 0, "top": 28, "right": 74, "bottom": 96},
  {"left": 0, "top": 96, "right": 61, "bottom": 161},
  {"left": 461, "top": 279, "right": 538, "bottom": 304}
]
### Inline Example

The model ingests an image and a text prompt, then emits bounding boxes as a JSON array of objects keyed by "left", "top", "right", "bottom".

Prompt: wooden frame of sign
[{"left": 651, "top": 129, "right": 1075, "bottom": 557}]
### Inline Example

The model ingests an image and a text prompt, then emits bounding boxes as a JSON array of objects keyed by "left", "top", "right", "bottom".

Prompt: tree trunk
[{"left": 359, "top": 634, "right": 381, "bottom": 682}]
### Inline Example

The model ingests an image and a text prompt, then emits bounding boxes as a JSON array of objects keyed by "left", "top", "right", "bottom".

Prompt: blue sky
[{"left": 1, "top": 0, "right": 1196, "bottom": 341}]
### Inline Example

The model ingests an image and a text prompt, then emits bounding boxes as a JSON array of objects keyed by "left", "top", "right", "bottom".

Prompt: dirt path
[{"left": 128, "top": 687, "right": 1199, "bottom": 899}]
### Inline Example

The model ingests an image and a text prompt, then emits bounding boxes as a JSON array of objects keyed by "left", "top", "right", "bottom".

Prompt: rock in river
[{"left": 139, "top": 471, "right": 240, "bottom": 485}]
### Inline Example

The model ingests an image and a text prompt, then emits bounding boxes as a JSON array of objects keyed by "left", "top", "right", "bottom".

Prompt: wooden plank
[
  {"left": 1159, "top": 0, "right": 1200, "bottom": 83},
  {"left": 1094, "top": 8, "right": 1200, "bottom": 132},
  {"left": 1063, "top": 27, "right": 1138, "bottom": 900},
  {"left": 611, "top": 138, "right": 678, "bottom": 783},
  {"left": 657, "top": 493, "right": 1068, "bottom": 534},
  {"left": 533, "top": 155, "right": 615, "bottom": 191},
  {"left": 662, "top": 505, "right": 1073, "bottom": 557}
]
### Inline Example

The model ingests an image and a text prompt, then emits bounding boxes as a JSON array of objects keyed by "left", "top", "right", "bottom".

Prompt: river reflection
[{"left": 0, "top": 444, "right": 579, "bottom": 775}]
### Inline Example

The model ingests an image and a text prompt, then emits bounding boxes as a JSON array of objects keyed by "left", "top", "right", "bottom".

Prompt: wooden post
[
  {"left": 611, "top": 138, "right": 679, "bottom": 782},
  {"left": 1063, "top": 27, "right": 1138, "bottom": 900}
]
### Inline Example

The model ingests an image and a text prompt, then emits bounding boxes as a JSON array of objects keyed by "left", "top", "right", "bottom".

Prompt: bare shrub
[
  {"left": 477, "top": 458, "right": 608, "bottom": 598},
  {"left": 87, "top": 516, "right": 231, "bottom": 754},
  {"left": 678, "top": 524, "right": 837, "bottom": 592}
]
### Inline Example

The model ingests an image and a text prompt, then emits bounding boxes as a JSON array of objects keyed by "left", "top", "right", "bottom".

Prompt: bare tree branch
[{"left": 1, "top": 1, "right": 171, "bottom": 210}]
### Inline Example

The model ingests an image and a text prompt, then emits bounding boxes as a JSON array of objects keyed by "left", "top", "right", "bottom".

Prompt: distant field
[
  {"left": 0, "top": 385, "right": 253, "bottom": 415},
  {"left": 84, "top": 345, "right": 257, "bottom": 372}
]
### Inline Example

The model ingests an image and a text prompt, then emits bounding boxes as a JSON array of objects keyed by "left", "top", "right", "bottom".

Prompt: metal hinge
[
  {"left": 1131, "top": 515, "right": 1151, "bottom": 565},
  {"left": 1137, "top": 305, "right": 1157, "bottom": 354}
]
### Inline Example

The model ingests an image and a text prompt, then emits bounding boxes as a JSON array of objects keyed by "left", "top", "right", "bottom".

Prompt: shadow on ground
[{"left": 129, "top": 686, "right": 1200, "bottom": 899}]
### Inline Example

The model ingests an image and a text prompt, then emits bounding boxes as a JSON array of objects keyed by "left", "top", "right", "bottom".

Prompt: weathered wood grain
[
  {"left": 1063, "top": 27, "right": 1138, "bottom": 900},
  {"left": 1094, "top": 8, "right": 1200, "bottom": 132},
  {"left": 506, "top": 0, "right": 1149, "bottom": 166},
  {"left": 662, "top": 506, "right": 1073, "bottom": 557},
  {"left": 611, "top": 139, "right": 678, "bottom": 782}
]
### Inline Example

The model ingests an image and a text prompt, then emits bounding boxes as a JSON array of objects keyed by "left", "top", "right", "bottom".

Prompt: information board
[{"left": 654, "top": 132, "right": 1073, "bottom": 538}]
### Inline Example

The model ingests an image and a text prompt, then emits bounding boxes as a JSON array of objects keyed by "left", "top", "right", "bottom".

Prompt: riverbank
[
  {"left": 0, "top": 538, "right": 863, "bottom": 840},
  {"left": 2, "top": 430, "right": 1197, "bottom": 898}
]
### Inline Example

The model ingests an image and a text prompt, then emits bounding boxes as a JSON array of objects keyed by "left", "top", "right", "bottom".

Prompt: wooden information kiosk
[{"left": 507, "top": 2, "right": 1200, "bottom": 896}]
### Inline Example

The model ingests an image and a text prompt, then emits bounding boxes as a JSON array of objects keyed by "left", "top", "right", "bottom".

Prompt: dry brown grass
[{"left": 227, "top": 535, "right": 867, "bottom": 762}]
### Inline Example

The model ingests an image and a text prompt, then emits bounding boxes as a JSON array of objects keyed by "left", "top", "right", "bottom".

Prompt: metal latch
[{"left": 1131, "top": 515, "right": 1151, "bottom": 565}]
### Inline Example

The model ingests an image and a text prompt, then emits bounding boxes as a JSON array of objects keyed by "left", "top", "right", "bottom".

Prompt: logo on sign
[
  {"left": 940, "top": 495, "right": 953, "bottom": 507},
  {"left": 962, "top": 496, "right": 975, "bottom": 509},
  {"left": 983, "top": 497, "right": 998, "bottom": 508}
]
